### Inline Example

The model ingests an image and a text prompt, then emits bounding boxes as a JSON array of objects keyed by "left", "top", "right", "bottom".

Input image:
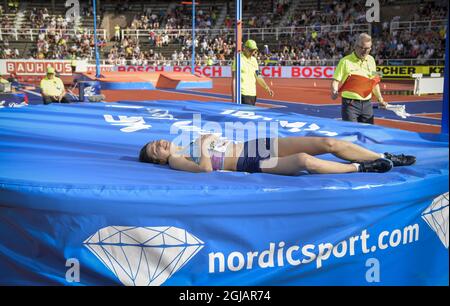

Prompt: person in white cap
[{"left": 232, "top": 39, "right": 274, "bottom": 105}]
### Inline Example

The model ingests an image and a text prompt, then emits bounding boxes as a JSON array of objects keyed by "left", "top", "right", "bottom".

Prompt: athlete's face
[{"left": 147, "top": 139, "right": 171, "bottom": 164}]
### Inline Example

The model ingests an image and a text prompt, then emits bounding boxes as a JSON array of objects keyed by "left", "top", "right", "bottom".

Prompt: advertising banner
[
  {"left": 377, "top": 66, "right": 445, "bottom": 78},
  {"left": 0, "top": 100, "right": 448, "bottom": 285},
  {"left": 0, "top": 60, "right": 445, "bottom": 80}
]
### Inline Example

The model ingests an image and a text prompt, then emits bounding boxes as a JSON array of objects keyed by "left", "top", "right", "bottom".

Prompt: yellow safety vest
[
  {"left": 333, "top": 52, "right": 378, "bottom": 100},
  {"left": 232, "top": 54, "right": 259, "bottom": 96},
  {"left": 40, "top": 77, "right": 65, "bottom": 96}
]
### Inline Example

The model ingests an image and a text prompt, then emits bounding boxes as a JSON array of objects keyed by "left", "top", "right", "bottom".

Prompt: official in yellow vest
[
  {"left": 0, "top": 77, "right": 11, "bottom": 93},
  {"left": 70, "top": 54, "right": 78, "bottom": 73},
  {"left": 331, "top": 33, "right": 388, "bottom": 124},
  {"left": 40, "top": 67, "right": 68, "bottom": 104},
  {"left": 232, "top": 39, "right": 274, "bottom": 105}
]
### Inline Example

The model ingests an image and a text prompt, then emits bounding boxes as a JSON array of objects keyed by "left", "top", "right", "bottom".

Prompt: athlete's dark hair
[{"left": 139, "top": 142, "right": 156, "bottom": 164}]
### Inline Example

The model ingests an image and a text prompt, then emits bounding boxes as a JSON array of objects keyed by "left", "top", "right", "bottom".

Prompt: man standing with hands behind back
[
  {"left": 232, "top": 39, "right": 274, "bottom": 106},
  {"left": 331, "top": 33, "right": 388, "bottom": 124},
  {"left": 40, "top": 67, "right": 68, "bottom": 105}
]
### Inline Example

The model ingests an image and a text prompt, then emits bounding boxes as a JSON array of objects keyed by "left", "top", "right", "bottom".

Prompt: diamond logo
[
  {"left": 421, "top": 192, "right": 449, "bottom": 248},
  {"left": 84, "top": 226, "right": 204, "bottom": 286}
]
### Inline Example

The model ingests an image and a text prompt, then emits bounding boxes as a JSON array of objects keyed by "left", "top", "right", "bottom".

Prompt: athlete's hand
[
  {"left": 266, "top": 87, "right": 274, "bottom": 97},
  {"left": 203, "top": 134, "right": 220, "bottom": 143},
  {"left": 200, "top": 134, "right": 219, "bottom": 151}
]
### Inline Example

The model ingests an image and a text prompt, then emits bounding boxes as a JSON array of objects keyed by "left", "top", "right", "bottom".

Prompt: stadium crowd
[{"left": 0, "top": 0, "right": 447, "bottom": 66}]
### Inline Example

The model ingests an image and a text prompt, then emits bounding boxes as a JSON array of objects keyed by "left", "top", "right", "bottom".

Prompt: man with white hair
[{"left": 331, "top": 33, "right": 388, "bottom": 124}]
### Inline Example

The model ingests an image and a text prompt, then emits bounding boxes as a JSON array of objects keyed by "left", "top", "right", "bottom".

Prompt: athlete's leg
[
  {"left": 275, "top": 137, "right": 381, "bottom": 161},
  {"left": 260, "top": 153, "right": 358, "bottom": 175}
]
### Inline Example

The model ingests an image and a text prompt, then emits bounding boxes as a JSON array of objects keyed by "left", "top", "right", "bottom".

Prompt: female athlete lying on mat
[{"left": 139, "top": 135, "right": 416, "bottom": 175}]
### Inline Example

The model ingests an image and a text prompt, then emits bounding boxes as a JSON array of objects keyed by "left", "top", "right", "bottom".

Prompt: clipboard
[{"left": 338, "top": 74, "right": 381, "bottom": 97}]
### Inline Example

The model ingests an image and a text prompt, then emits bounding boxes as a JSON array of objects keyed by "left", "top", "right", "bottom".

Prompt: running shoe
[
  {"left": 359, "top": 158, "right": 394, "bottom": 173},
  {"left": 384, "top": 152, "right": 416, "bottom": 167}
]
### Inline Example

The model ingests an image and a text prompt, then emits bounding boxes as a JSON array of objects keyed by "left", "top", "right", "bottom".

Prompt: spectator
[{"left": 114, "top": 24, "right": 121, "bottom": 41}]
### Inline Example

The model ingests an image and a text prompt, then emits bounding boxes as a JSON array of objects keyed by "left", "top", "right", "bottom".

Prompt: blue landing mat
[{"left": 0, "top": 100, "right": 448, "bottom": 285}]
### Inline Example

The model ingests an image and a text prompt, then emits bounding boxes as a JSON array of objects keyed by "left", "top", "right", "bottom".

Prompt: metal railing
[
  {"left": 390, "top": 19, "right": 447, "bottom": 32},
  {"left": 121, "top": 24, "right": 370, "bottom": 42},
  {"left": 121, "top": 28, "right": 233, "bottom": 41},
  {"left": 380, "top": 58, "right": 445, "bottom": 66},
  {"left": 0, "top": 13, "right": 17, "bottom": 18},
  {"left": 0, "top": 28, "right": 107, "bottom": 41},
  {"left": 121, "top": 20, "right": 446, "bottom": 42},
  {"left": 88, "top": 57, "right": 444, "bottom": 67},
  {"left": 244, "top": 24, "right": 370, "bottom": 40}
]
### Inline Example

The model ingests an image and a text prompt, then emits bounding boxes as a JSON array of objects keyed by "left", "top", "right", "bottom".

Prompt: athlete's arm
[
  {"left": 168, "top": 135, "right": 217, "bottom": 173},
  {"left": 168, "top": 155, "right": 212, "bottom": 173}
]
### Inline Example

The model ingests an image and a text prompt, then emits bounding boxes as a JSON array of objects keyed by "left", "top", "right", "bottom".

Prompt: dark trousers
[
  {"left": 241, "top": 95, "right": 257, "bottom": 106},
  {"left": 341, "top": 97, "right": 374, "bottom": 124},
  {"left": 43, "top": 95, "right": 69, "bottom": 105}
]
